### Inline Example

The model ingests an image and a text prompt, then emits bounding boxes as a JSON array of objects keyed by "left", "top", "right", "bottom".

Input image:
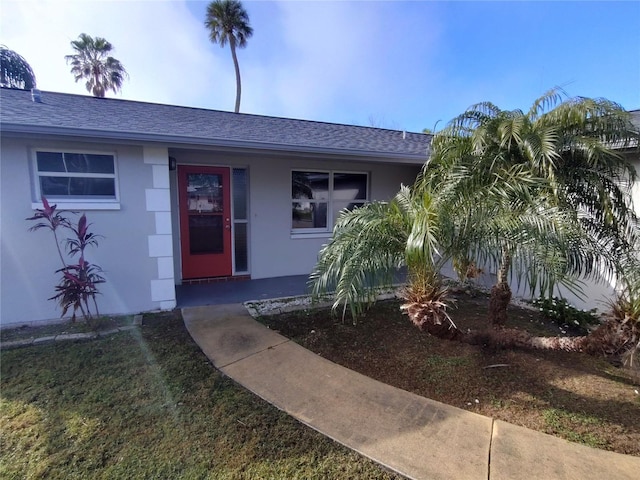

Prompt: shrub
[
  {"left": 27, "top": 197, "right": 105, "bottom": 325},
  {"left": 605, "top": 251, "right": 640, "bottom": 369},
  {"left": 532, "top": 296, "right": 601, "bottom": 334}
]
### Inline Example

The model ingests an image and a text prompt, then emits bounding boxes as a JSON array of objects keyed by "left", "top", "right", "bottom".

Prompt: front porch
[{"left": 175, "top": 274, "right": 311, "bottom": 308}]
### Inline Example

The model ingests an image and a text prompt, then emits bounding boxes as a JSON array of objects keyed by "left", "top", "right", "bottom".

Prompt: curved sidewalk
[{"left": 183, "top": 303, "right": 640, "bottom": 480}]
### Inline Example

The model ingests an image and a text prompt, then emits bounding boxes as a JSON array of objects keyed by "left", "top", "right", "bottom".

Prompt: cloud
[
  {"left": 241, "top": 1, "right": 384, "bottom": 121},
  {"left": 0, "top": 0, "right": 234, "bottom": 109},
  {"left": 1, "top": 0, "right": 442, "bottom": 129},
  {"left": 7, "top": 0, "right": 632, "bottom": 136},
  {"left": 241, "top": 1, "right": 441, "bottom": 127}
]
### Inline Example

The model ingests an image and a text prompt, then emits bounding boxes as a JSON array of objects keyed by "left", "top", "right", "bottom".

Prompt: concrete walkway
[{"left": 183, "top": 303, "right": 640, "bottom": 480}]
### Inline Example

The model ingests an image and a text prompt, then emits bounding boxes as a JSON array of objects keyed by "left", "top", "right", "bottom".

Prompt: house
[{"left": 0, "top": 88, "right": 428, "bottom": 326}]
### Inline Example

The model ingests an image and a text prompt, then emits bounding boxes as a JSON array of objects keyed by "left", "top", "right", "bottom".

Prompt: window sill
[
  {"left": 31, "top": 202, "right": 121, "bottom": 211},
  {"left": 290, "top": 231, "right": 332, "bottom": 240}
]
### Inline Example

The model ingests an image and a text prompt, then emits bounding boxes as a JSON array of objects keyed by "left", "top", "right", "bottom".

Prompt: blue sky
[{"left": 2, "top": 0, "right": 639, "bottom": 133}]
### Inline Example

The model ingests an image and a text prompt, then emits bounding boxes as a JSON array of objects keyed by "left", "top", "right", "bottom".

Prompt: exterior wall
[
  {"left": 440, "top": 260, "right": 618, "bottom": 313},
  {"left": 169, "top": 149, "right": 421, "bottom": 281},
  {"left": 560, "top": 152, "right": 640, "bottom": 311},
  {"left": 631, "top": 154, "right": 640, "bottom": 219},
  {"left": 0, "top": 136, "right": 174, "bottom": 327},
  {"left": 4, "top": 134, "right": 632, "bottom": 325},
  {"left": 489, "top": 151, "right": 640, "bottom": 313}
]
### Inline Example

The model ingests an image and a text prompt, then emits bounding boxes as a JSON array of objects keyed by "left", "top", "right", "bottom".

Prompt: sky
[{"left": 1, "top": 0, "right": 639, "bottom": 133}]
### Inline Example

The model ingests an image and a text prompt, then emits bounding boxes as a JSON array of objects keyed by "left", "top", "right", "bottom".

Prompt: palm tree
[
  {"left": 310, "top": 91, "right": 640, "bottom": 365},
  {"left": 205, "top": 0, "right": 253, "bottom": 113},
  {"left": 605, "top": 245, "right": 640, "bottom": 368},
  {"left": 310, "top": 185, "right": 455, "bottom": 335},
  {"left": 312, "top": 178, "right": 639, "bottom": 364},
  {"left": 310, "top": 164, "right": 585, "bottom": 334},
  {"left": 0, "top": 45, "right": 36, "bottom": 89},
  {"left": 64, "top": 33, "right": 128, "bottom": 98},
  {"left": 429, "top": 89, "right": 638, "bottom": 325}
]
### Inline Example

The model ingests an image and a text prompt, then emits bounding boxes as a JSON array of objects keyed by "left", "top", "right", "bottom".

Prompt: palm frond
[{"left": 309, "top": 198, "right": 409, "bottom": 320}]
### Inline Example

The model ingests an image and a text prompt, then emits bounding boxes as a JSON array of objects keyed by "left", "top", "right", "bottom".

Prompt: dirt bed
[{"left": 261, "top": 292, "right": 640, "bottom": 456}]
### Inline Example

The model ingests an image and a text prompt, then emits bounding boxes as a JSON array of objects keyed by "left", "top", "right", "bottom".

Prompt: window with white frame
[
  {"left": 34, "top": 150, "right": 118, "bottom": 202},
  {"left": 291, "top": 170, "right": 368, "bottom": 233}
]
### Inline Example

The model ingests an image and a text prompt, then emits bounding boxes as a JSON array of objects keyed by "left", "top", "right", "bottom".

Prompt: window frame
[
  {"left": 232, "top": 167, "right": 250, "bottom": 274},
  {"left": 291, "top": 169, "right": 369, "bottom": 236},
  {"left": 31, "top": 148, "right": 121, "bottom": 210}
]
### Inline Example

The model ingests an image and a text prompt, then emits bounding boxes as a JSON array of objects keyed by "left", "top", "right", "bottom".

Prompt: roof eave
[{"left": 0, "top": 123, "right": 429, "bottom": 164}]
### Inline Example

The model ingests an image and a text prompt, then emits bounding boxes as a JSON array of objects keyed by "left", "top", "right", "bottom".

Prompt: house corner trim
[{"left": 144, "top": 147, "right": 176, "bottom": 310}]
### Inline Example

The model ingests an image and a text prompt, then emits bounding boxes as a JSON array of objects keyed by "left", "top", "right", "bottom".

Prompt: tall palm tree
[
  {"left": 65, "top": 33, "right": 128, "bottom": 98},
  {"left": 205, "top": 0, "right": 253, "bottom": 113},
  {"left": 0, "top": 45, "right": 36, "bottom": 89},
  {"left": 428, "top": 89, "right": 639, "bottom": 325}
]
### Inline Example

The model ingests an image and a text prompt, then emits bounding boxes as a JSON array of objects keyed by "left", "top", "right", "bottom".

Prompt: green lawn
[{"left": 0, "top": 312, "right": 400, "bottom": 479}]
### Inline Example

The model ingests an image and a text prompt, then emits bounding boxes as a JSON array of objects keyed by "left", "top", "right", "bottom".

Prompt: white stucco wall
[
  {"left": 252, "top": 156, "right": 420, "bottom": 279},
  {"left": 559, "top": 152, "right": 640, "bottom": 312},
  {"left": 631, "top": 155, "right": 640, "bottom": 218},
  {"left": 478, "top": 152, "right": 640, "bottom": 313},
  {"left": 169, "top": 149, "right": 421, "bottom": 281},
  {"left": 0, "top": 137, "right": 173, "bottom": 326}
]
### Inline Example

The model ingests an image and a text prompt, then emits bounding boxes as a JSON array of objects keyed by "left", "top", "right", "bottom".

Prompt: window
[
  {"left": 34, "top": 150, "right": 118, "bottom": 204},
  {"left": 292, "top": 170, "right": 368, "bottom": 233},
  {"left": 232, "top": 168, "right": 249, "bottom": 272}
]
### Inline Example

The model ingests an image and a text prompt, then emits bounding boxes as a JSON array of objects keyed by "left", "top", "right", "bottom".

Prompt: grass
[
  {"left": 422, "top": 355, "right": 472, "bottom": 382},
  {"left": 0, "top": 311, "right": 401, "bottom": 479},
  {"left": 541, "top": 408, "right": 607, "bottom": 449}
]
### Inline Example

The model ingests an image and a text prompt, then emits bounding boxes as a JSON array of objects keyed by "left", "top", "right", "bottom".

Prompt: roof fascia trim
[{"left": 0, "top": 123, "right": 429, "bottom": 163}]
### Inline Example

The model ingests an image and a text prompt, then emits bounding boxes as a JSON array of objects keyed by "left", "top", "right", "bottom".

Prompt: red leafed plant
[{"left": 27, "top": 197, "right": 105, "bottom": 324}]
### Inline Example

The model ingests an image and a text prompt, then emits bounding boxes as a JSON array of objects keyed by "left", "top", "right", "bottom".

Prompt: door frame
[{"left": 177, "top": 165, "right": 233, "bottom": 279}]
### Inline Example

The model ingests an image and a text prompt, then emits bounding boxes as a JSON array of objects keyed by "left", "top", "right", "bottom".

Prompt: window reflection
[
  {"left": 187, "top": 174, "right": 223, "bottom": 213},
  {"left": 291, "top": 171, "right": 368, "bottom": 231}
]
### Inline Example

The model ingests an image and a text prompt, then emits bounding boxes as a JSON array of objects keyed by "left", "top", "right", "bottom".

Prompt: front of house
[{"left": 0, "top": 88, "right": 427, "bottom": 326}]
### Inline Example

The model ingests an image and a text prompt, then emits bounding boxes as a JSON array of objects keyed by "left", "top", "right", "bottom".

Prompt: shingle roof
[{"left": 0, "top": 88, "right": 431, "bottom": 162}]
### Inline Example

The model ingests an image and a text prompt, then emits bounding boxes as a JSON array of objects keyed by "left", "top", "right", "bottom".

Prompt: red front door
[{"left": 178, "top": 166, "right": 232, "bottom": 279}]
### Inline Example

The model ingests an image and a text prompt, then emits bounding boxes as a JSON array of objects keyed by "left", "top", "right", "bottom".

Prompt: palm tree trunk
[
  {"left": 470, "top": 318, "right": 637, "bottom": 359},
  {"left": 230, "top": 38, "right": 241, "bottom": 113},
  {"left": 403, "top": 302, "right": 465, "bottom": 341},
  {"left": 420, "top": 317, "right": 637, "bottom": 367},
  {"left": 467, "top": 328, "right": 590, "bottom": 352},
  {"left": 489, "top": 249, "right": 512, "bottom": 326},
  {"left": 402, "top": 289, "right": 638, "bottom": 366}
]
